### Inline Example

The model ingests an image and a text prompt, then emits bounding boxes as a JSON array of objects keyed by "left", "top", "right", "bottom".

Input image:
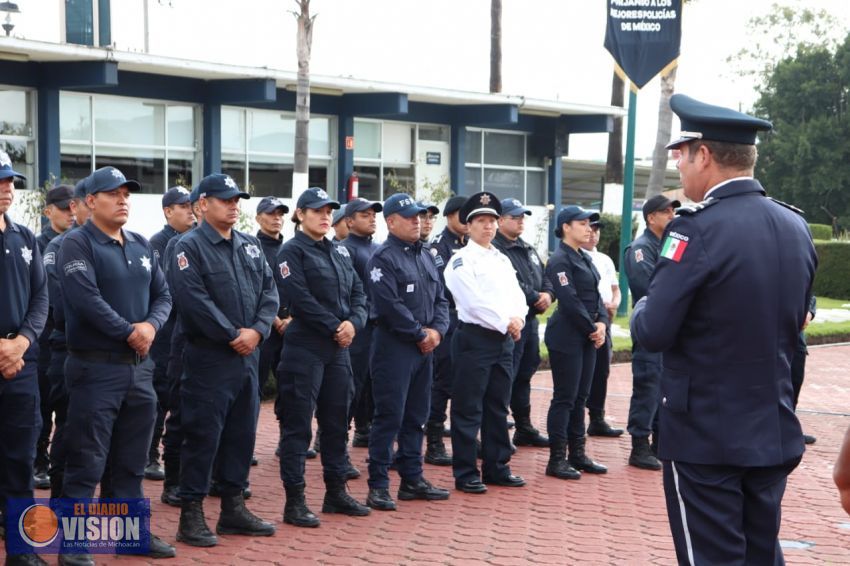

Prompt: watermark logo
[{"left": 6, "top": 498, "right": 151, "bottom": 556}]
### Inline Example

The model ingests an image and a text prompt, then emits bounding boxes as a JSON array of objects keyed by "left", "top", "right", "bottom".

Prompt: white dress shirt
[
  {"left": 588, "top": 248, "right": 617, "bottom": 304},
  {"left": 444, "top": 239, "right": 528, "bottom": 334}
]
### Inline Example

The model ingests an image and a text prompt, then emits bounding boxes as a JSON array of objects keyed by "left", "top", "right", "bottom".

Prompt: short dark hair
[{"left": 688, "top": 140, "right": 757, "bottom": 170}]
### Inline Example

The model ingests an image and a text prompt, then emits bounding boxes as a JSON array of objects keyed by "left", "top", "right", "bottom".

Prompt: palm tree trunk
[
  {"left": 489, "top": 0, "right": 502, "bottom": 93},
  {"left": 606, "top": 70, "right": 625, "bottom": 183},
  {"left": 293, "top": 0, "right": 314, "bottom": 198},
  {"left": 645, "top": 66, "right": 677, "bottom": 199}
]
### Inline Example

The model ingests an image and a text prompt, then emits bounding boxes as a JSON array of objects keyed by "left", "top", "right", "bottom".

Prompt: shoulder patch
[
  {"left": 557, "top": 272, "right": 569, "bottom": 286},
  {"left": 676, "top": 197, "right": 718, "bottom": 216},
  {"left": 433, "top": 254, "right": 444, "bottom": 267},
  {"left": 634, "top": 248, "right": 644, "bottom": 263},
  {"left": 452, "top": 256, "right": 463, "bottom": 269},
  {"left": 768, "top": 197, "right": 804, "bottom": 215},
  {"left": 337, "top": 245, "right": 350, "bottom": 258},
  {"left": 43, "top": 251, "right": 55, "bottom": 266},
  {"left": 660, "top": 232, "right": 690, "bottom": 262},
  {"left": 279, "top": 261, "right": 291, "bottom": 279},
  {"left": 176, "top": 251, "right": 189, "bottom": 271}
]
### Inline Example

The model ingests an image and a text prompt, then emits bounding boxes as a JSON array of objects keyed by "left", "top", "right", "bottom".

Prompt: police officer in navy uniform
[
  {"left": 631, "top": 94, "right": 817, "bottom": 565},
  {"left": 623, "top": 195, "right": 679, "bottom": 471},
  {"left": 145, "top": 186, "right": 195, "bottom": 482},
  {"left": 276, "top": 187, "right": 370, "bottom": 528},
  {"left": 169, "top": 174, "right": 278, "bottom": 547},
  {"left": 544, "top": 206, "right": 609, "bottom": 481},
  {"left": 492, "top": 198, "right": 552, "bottom": 449},
  {"left": 33, "top": 184, "right": 75, "bottom": 490},
  {"left": 339, "top": 197, "right": 383, "bottom": 449},
  {"left": 364, "top": 193, "right": 450, "bottom": 511},
  {"left": 424, "top": 195, "right": 468, "bottom": 466},
  {"left": 58, "top": 166, "right": 175, "bottom": 563},
  {"left": 331, "top": 208, "right": 349, "bottom": 244},
  {"left": 418, "top": 201, "right": 440, "bottom": 243},
  {"left": 0, "top": 152, "right": 49, "bottom": 566},
  {"left": 444, "top": 192, "right": 528, "bottom": 494}
]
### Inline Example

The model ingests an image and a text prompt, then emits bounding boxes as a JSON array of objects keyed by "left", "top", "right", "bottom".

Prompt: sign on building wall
[{"left": 603, "top": 0, "right": 682, "bottom": 89}]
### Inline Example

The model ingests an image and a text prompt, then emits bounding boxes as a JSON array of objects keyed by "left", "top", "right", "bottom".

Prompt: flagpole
[{"left": 617, "top": 86, "right": 637, "bottom": 317}]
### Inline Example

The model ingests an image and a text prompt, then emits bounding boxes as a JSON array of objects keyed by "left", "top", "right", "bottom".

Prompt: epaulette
[
  {"left": 675, "top": 197, "right": 718, "bottom": 216},
  {"left": 768, "top": 197, "right": 804, "bottom": 215}
]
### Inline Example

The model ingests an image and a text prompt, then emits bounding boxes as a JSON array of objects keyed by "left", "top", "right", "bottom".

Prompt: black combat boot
[
  {"left": 49, "top": 469, "right": 64, "bottom": 500},
  {"left": 283, "top": 483, "right": 320, "bottom": 527},
  {"left": 33, "top": 439, "right": 50, "bottom": 490},
  {"left": 424, "top": 421, "right": 452, "bottom": 466},
  {"left": 568, "top": 437, "right": 608, "bottom": 474},
  {"left": 160, "top": 456, "right": 181, "bottom": 506},
  {"left": 311, "top": 428, "right": 321, "bottom": 455},
  {"left": 6, "top": 554, "right": 48, "bottom": 565},
  {"left": 629, "top": 436, "right": 662, "bottom": 470},
  {"left": 397, "top": 476, "right": 450, "bottom": 501},
  {"left": 322, "top": 478, "right": 370, "bottom": 516},
  {"left": 176, "top": 499, "right": 217, "bottom": 547},
  {"left": 352, "top": 424, "right": 370, "bottom": 448},
  {"left": 216, "top": 493, "right": 275, "bottom": 536},
  {"left": 586, "top": 410, "right": 624, "bottom": 437},
  {"left": 545, "top": 440, "right": 581, "bottom": 480},
  {"left": 512, "top": 409, "right": 549, "bottom": 447}
]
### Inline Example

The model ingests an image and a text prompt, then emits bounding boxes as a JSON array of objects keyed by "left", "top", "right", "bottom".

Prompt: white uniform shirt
[
  {"left": 444, "top": 239, "right": 528, "bottom": 334},
  {"left": 588, "top": 248, "right": 618, "bottom": 304}
]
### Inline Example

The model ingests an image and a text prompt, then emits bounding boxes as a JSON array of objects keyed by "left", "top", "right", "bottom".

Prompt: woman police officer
[{"left": 544, "top": 205, "right": 609, "bottom": 480}]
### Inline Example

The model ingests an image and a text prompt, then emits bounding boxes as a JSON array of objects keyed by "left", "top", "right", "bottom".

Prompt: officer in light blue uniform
[
  {"left": 0, "top": 152, "right": 48, "bottom": 566},
  {"left": 58, "top": 166, "right": 175, "bottom": 562},
  {"left": 170, "top": 174, "right": 278, "bottom": 547},
  {"left": 631, "top": 94, "right": 817, "bottom": 566},
  {"left": 364, "top": 193, "right": 450, "bottom": 511}
]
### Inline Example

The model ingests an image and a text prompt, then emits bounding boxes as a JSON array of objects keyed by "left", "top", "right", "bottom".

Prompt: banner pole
[{"left": 617, "top": 86, "right": 638, "bottom": 317}]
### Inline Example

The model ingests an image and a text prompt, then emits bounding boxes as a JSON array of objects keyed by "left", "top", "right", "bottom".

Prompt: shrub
[
  {"left": 809, "top": 223, "right": 832, "bottom": 240},
  {"left": 813, "top": 241, "right": 850, "bottom": 298},
  {"left": 597, "top": 213, "right": 639, "bottom": 270}
]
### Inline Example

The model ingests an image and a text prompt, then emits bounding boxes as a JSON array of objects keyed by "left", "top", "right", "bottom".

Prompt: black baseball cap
[
  {"left": 554, "top": 206, "right": 600, "bottom": 238},
  {"left": 196, "top": 174, "right": 249, "bottom": 200},
  {"left": 501, "top": 197, "right": 532, "bottom": 217},
  {"left": 443, "top": 195, "right": 467, "bottom": 216},
  {"left": 298, "top": 187, "right": 339, "bottom": 210},
  {"left": 344, "top": 198, "right": 382, "bottom": 218},
  {"left": 46, "top": 185, "right": 74, "bottom": 209},
  {"left": 417, "top": 201, "right": 440, "bottom": 215},
  {"left": 383, "top": 193, "right": 426, "bottom": 218},
  {"left": 256, "top": 196, "right": 290, "bottom": 214},
  {"left": 87, "top": 166, "right": 142, "bottom": 194},
  {"left": 642, "top": 195, "right": 681, "bottom": 220},
  {"left": 162, "top": 186, "right": 191, "bottom": 207}
]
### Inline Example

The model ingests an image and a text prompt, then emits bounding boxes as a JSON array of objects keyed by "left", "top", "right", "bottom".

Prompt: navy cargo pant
[
  {"left": 148, "top": 316, "right": 175, "bottom": 462},
  {"left": 0, "top": 361, "right": 42, "bottom": 517},
  {"left": 450, "top": 323, "right": 514, "bottom": 484},
  {"left": 179, "top": 343, "right": 259, "bottom": 500},
  {"left": 428, "top": 313, "right": 458, "bottom": 426},
  {"left": 586, "top": 330, "right": 612, "bottom": 414},
  {"left": 368, "top": 327, "right": 432, "bottom": 489},
  {"left": 62, "top": 355, "right": 156, "bottom": 499},
  {"left": 46, "top": 345, "right": 70, "bottom": 487},
  {"left": 258, "top": 328, "right": 283, "bottom": 401},
  {"left": 348, "top": 324, "right": 373, "bottom": 432},
  {"left": 509, "top": 316, "right": 541, "bottom": 415},
  {"left": 627, "top": 344, "right": 662, "bottom": 439},
  {"left": 277, "top": 342, "right": 352, "bottom": 486},
  {"left": 546, "top": 332, "right": 597, "bottom": 445}
]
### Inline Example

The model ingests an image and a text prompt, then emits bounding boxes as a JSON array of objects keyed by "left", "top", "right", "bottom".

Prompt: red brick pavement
[{"left": 7, "top": 344, "right": 850, "bottom": 564}]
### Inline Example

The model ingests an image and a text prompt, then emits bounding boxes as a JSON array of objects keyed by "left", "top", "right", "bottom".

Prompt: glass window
[
  {"left": 419, "top": 125, "right": 449, "bottom": 143},
  {"left": 95, "top": 98, "right": 165, "bottom": 146},
  {"left": 383, "top": 165, "right": 415, "bottom": 198},
  {"left": 221, "top": 157, "right": 246, "bottom": 189},
  {"left": 484, "top": 132, "right": 524, "bottom": 167},
  {"left": 60, "top": 93, "right": 90, "bottom": 142},
  {"left": 353, "top": 165, "right": 380, "bottom": 201},
  {"left": 2, "top": 140, "right": 32, "bottom": 189},
  {"left": 382, "top": 122, "right": 413, "bottom": 165},
  {"left": 465, "top": 167, "right": 482, "bottom": 194},
  {"left": 308, "top": 118, "right": 330, "bottom": 157},
  {"left": 95, "top": 149, "right": 166, "bottom": 193},
  {"left": 249, "top": 110, "right": 295, "bottom": 155},
  {"left": 0, "top": 89, "right": 34, "bottom": 189},
  {"left": 60, "top": 150, "right": 92, "bottom": 188},
  {"left": 221, "top": 108, "right": 246, "bottom": 152},
  {"left": 167, "top": 106, "right": 195, "bottom": 148},
  {"left": 354, "top": 121, "right": 380, "bottom": 160},
  {"left": 526, "top": 171, "right": 547, "bottom": 206},
  {"left": 168, "top": 150, "right": 195, "bottom": 188},
  {"left": 483, "top": 168, "right": 524, "bottom": 201},
  {"left": 465, "top": 130, "right": 482, "bottom": 164},
  {"left": 0, "top": 90, "right": 29, "bottom": 136},
  {"left": 66, "top": 0, "right": 94, "bottom": 46}
]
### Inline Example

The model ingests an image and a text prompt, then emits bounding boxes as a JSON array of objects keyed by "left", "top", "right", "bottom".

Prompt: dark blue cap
[
  {"left": 87, "top": 166, "right": 142, "bottom": 194},
  {"left": 555, "top": 206, "right": 600, "bottom": 237},
  {"left": 500, "top": 197, "right": 531, "bottom": 217},
  {"left": 642, "top": 195, "right": 681, "bottom": 220},
  {"left": 73, "top": 178, "right": 88, "bottom": 199},
  {"left": 443, "top": 195, "right": 467, "bottom": 216},
  {"left": 344, "top": 198, "right": 382, "bottom": 218},
  {"left": 332, "top": 209, "right": 346, "bottom": 226},
  {"left": 162, "top": 186, "right": 191, "bottom": 207},
  {"left": 460, "top": 191, "right": 502, "bottom": 224},
  {"left": 189, "top": 186, "right": 201, "bottom": 204},
  {"left": 196, "top": 173, "right": 249, "bottom": 200},
  {"left": 666, "top": 94, "right": 773, "bottom": 149},
  {"left": 383, "top": 193, "right": 426, "bottom": 218},
  {"left": 46, "top": 185, "right": 75, "bottom": 209},
  {"left": 297, "top": 187, "right": 339, "bottom": 211},
  {"left": 0, "top": 150, "right": 25, "bottom": 181},
  {"left": 417, "top": 201, "right": 440, "bottom": 215},
  {"left": 256, "top": 196, "right": 290, "bottom": 214}
]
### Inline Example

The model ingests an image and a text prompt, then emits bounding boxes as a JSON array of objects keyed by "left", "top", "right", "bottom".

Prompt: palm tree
[
  {"left": 292, "top": 0, "right": 316, "bottom": 198},
  {"left": 490, "top": 0, "right": 502, "bottom": 93}
]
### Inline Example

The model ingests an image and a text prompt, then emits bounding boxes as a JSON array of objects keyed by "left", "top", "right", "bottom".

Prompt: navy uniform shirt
[
  {"left": 623, "top": 228, "right": 661, "bottom": 305},
  {"left": 169, "top": 221, "right": 278, "bottom": 347},
  {"left": 430, "top": 227, "right": 466, "bottom": 311},
  {"left": 1, "top": 214, "right": 48, "bottom": 360},
  {"left": 257, "top": 230, "right": 288, "bottom": 318},
  {"left": 492, "top": 231, "right": 554, "bottom": 318},
  {"left": 150, "top": 224, "right": 179, "bottom": 266},
  {"left": 274, "top": 231, "right": 367, "bottom": 359},
  {"left": 36, "top": 225, "right": 61, "bottom": 253},
  {"left": 544, "top": 242, "right": 608, "bottom": 351},
  {"left": 43, "top": 226, "right": 75, "bottom": 346},
  {"left": 58, "top": 220, "right": 171, "bottom": 354},
  {"left": 366, "top": 234, "right": 449, "bottom": 343},
  {"left": 340, "top": 232, "right": 380, "bottom": 352},
  {"left": 631, "top": 178, "right": 817, "bottom": 467}
]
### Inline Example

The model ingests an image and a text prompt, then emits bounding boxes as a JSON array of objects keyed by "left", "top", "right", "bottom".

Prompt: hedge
[
  {"left": 813, "top": 241, "right": 850, "bottom": 298},
  {"left": 597, "top": 213, "right": 639, "bottom": 270},
  {"left": 809, "top": 223, "right": 832, "bottom": 240}
]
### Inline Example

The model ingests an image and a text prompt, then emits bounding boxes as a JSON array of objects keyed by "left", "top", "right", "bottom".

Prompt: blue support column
[
  {"left": 450, "top": 125, "right": 465, "bottom": 196},
  {"left": 37, "top": 87, "right": 60, "bottom": 188},
  {"left": 547, "top": 154, "right": 562, "bottom": 253},
  {"left": 337, "top": 114, "right": 354, "bottom": 201},
  {"left": 202, "top": 103, "right": 221, "bottom": 176}
]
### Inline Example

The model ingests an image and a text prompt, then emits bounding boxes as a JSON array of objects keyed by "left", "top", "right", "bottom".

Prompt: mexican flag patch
[{"left": 660, "top": 232, "right": 689, "bottom": 262}]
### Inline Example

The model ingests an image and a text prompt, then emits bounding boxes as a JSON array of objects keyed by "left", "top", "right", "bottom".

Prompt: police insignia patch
[
  {"left": 245, "top": 244, "right": 261, "bottom": 259},
  {"left": 63, "top": 260, "right": 87, "bottom": 275},
  {"left": 279, "top": 261, "right": 290, "bottom": 279},
  {"left": 434, "top": 254, "right": 444, "bottom": 267},
  {"left": 430, "top": 247, "right": 438, "bottom": 256},
  {"left": 337, "top": 245, "right": 350, "bottom": 258},
  {"left": 43, "top": 252, "right": 55, "bottom": 266},
  {"left": 224, "top": 176, "right": 238, "bottom": 190},
  {"left": 20, "top": 246, "right": 32, "bottom": 266},
  {"left": 111, "top": 168, "right": 124, "bottom": 180},
  {"left": 140, "top": 255, "right": 152, "bottom": 272},
  {"left": 635, "top": 249, "right": 644, "bottom": 263},
  {"left": 530, "top": 252, "right": 540, "bottom": 265},
  {"left": 480, "top": 194, "right": 491, "bottom": 205},
  {"left": 176, "top": 252, "right": 189, "bottom": 271},
  {"left": 316, "top": 188, "right": 329, "bottom": 199},
  {"left": 557, "top": 272, "right": 568, "bottom": 286},
  {"left": 370, "top": 266, "right": 383, "bottom": 282}
]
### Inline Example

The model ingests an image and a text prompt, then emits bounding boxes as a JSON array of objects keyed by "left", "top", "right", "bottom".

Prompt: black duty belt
[
  {"left": 457, "top": 322, "right": 507, "bottom": 341},
  {"left": 70, "top": 349, "right": 143, "bottom": 365}
]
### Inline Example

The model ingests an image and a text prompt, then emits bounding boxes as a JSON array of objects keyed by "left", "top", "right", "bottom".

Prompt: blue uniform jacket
[
  {"left": 43, "top": 227, "right": 75, "bottom": 346},
  {"left": 35, "top": 225, "right": 61, "bottom": 253},
  {"left": 631, "top": 178, "right": 817, "bottom": 467},
  {"left": 492, "top": 231, "right": 554, "bottom": 318},
  {"left": 169, "top": 221, "right": 278, "bottom": 347},
  {"left": 58, "top": 220, "right": 171, "bottom": 354},
  {"left": 1, "top": 215, "right": 48, "bottom": 360},
  {"left": 366, "top": 234, "right": 450, "bottom": 343},
  {"left": 257, "top": 231, "right": 288, "bottom": 318},
  {"left": 623, "top": 228, "right": 661, "bottom": 305},
  {"left": 150, "top": 224, "right": 179, "bottom": 266},
  {"left": 274, "top": 231, "right": 367, "bottom": 359},
  {"left": 339, "top": 233, "right": 380, "bottom": 352},
  {"left": 544, "top": 241, "right": 608, "bottom": 352},
  {"left": 430, "top": 227, "right": 466, "bottom": 311}
]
